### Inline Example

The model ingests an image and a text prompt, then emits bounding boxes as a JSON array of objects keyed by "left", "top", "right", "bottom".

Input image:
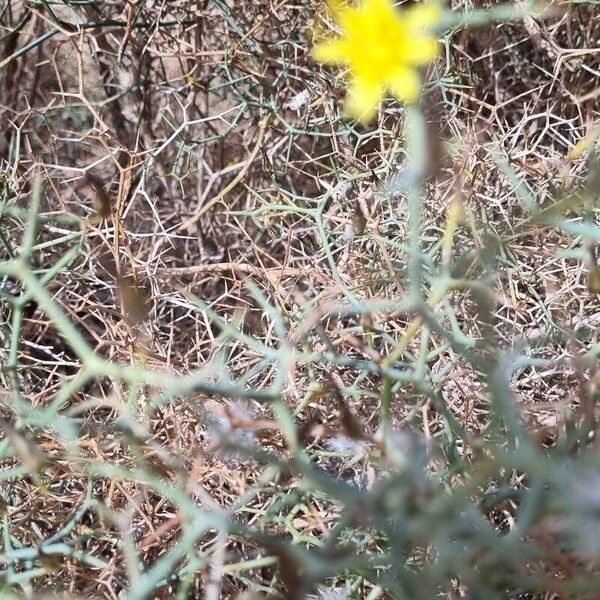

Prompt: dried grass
[{"left": 3, "top": 0, "right": 600, "bottom": 598}]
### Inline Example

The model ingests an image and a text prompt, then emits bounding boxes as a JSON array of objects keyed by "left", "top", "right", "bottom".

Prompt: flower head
[{"left": 312, "top": 0, "right": 442, "bottom": 122}]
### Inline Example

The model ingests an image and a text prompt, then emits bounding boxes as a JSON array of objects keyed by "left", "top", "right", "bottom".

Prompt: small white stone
[{"left": 284, "top": 89, "right": 310, "bottom": 111}]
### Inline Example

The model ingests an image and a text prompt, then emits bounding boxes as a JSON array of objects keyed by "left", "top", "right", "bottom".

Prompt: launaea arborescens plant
[{"left": 312, "top": 0, "right": 442, "bottom": 122}]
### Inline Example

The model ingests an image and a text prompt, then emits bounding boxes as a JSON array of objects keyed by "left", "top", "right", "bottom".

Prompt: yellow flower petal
[
  {"left": 312, "top": 39, "right": 350, "bottom": 64},
  {"left": 360, "top": 0, "right": 398, "bottom": 22},
  {"left": 387, "top": 67, "right": 420, "bottom": 104},
  {"left": 406, "top": 37, "right": 440, "bottom": 65},
  {"left": 339, "top": 6, "right": 367, "bottom": 38},
  {"left": 344, "top": 77, "right": 383, "bottom": 122},
  {"left": 312, "top": 0, "right": 442, "bottom": 122}
]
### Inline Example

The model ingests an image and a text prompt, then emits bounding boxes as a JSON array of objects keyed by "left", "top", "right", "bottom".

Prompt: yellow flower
[{"left": 312, "top": 0, "right": 442, "bottom": 122}]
